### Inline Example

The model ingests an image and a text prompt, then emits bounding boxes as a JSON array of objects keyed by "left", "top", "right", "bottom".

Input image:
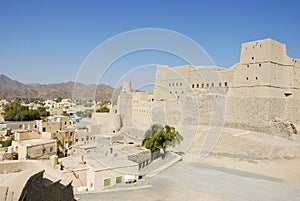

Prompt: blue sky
[{"left": 0, "top": 0, "right": 299, "bottom": 88}]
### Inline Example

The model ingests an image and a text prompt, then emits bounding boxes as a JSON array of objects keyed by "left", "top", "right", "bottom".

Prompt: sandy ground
[
  {"left": 76, "top": 157, "right": 300, "bottom": 201},
  {"left": 195, "top": 156, "right": 300, "bottom": 189},
  {"left": 76, "top": 127, "right": 300, "bottom": 201}
]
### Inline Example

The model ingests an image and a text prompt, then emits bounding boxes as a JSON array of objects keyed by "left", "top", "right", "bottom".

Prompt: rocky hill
[{"left": 0, "top": 74, "right": 117, "bottom": 102}]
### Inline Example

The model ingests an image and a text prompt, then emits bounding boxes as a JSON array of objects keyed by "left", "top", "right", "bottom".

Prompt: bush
[
  {"left": 0, "top": 135, "right": 14, "bottom": 147},
  {"left": 96, "top": 106, "right": 110, "bottom": 113}
]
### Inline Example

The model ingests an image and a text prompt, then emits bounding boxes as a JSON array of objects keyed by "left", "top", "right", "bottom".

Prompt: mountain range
[{"left": 0, "top": 74, "right": 118, "bottom": 102}]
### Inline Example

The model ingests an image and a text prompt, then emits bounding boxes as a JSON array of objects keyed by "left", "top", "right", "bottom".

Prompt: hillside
[{"left": 0, "top": 74, "right": 117, "bottom": 102}]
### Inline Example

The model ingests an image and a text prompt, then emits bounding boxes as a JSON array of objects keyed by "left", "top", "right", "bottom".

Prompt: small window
[
  {"left": 176, "top": 83, "right": 178, "bottom": 86},
  {"left": 201, "top": 84, "right": 204, "bottom": 88},
  {"left": 207, "top": 83, "right": 209, "bottom": 88},
  {"left": 180, "top": 83, "right": 182, "bottom": 86},
  {"left": 42, "top": 127, "right": 46, "bottom": 132},
  {"left": 219, "top": 83, "right": 222, "bottom": 87},
  {"left": 192, "top": 84, "right": 194, "bottom": 88},
  {"left": 247, "top": 64, "right": 249, "bottom": 68},
  {"left": 182, "top": 91, "right": 184, "bottom": 94},
  {"left": 212, "top": 83, "right": 214, "bottom": 87},
  {"left": 224, "top": 82, "right": 228, "bottom": 87},
  {"left": 50, "top": 147, "right": 53, "bottom": 152},
  {"left": 196, "top": 84, "right": 199, "bottom": 88},
  {"left": 42, "top": 148, "right": 46, "bottom": 154},
  {"left": 116, "top": 176, "right": 122, "bottom": 184},
  {"left": 256, "top": 77, "right": 258, "bottom": 80},
  {"left": 172, "top": 83, "right": 174, "bottom": 86},
  {"left": 246, "top": 77, "right": 249, "bottom": 80},
  {"left": 169, "top": 83, "right": 171, "bottom": 87},
  {"left": 170, "top": 91, "right": 172, "bottom": 94},
  {"left": 252, "top": 57, "right": 254, "bottom": 60},
  {"left": 259, "top": 63, "right": 261, "bottom": 67},
  {"left": 104, "top": 178, "right": 111, "bottom": 187}
]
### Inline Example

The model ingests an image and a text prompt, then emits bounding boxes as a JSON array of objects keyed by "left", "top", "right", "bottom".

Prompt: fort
[{"left": 114, "top": 38, "right": 300, "bottom": 138}]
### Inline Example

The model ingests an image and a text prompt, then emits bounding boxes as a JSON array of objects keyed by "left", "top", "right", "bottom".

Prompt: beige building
[
  {"left": 117, "top": 38, "right": 300, "bottom": 137},
  {"left": 12, "top": 138, "right": 57, "bottom": 160},
  {"left": 117, "top": 82, "right": 166, "bottom": 130},
  {"left": 36, "top": 115, "right": 76, "bottom": 157},
  {"left": 60, "top": 139, "right": 150, "bottom": 192}
]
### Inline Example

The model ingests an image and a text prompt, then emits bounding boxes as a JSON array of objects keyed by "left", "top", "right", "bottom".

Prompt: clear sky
[{"left": 0, "top": 0, "right": 299, "bottom": 88}]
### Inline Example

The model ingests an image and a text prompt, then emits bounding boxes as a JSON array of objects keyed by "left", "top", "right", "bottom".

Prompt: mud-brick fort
[{"left": 114, "top": 38, "right": 299, "bottom": 138}]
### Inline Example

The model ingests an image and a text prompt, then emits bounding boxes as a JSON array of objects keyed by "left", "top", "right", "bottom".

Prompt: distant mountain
[{"left": 0, "top": 74, "right": 118, "bottom": 102}]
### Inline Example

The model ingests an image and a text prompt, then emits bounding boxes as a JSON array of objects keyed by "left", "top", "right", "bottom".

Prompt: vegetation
[
  {"left": 0, "top": 135, "right": 14, "bottom": 147},
  {"left": 14, "top": 97, "right": 44, "bottom": 104},
  {"left": 2, "top": 102, "right": 49, "bottom": 121},
  {"left": 62, "top": 111, "right": 69, "bottom": 116},
  {"left": 96, "top": 106, "right": 110, "bottom": 113},
  {"left": 76, "top": 110, "right": 93, "bottom": 118},
  {"left": 54, "top": 97, "right": 62, "bottom": 103},
  {"left": 142, "top": 124, "right": 183, "bottom": 158}
]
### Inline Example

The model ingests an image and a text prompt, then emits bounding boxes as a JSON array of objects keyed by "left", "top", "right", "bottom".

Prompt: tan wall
[
  {"left": 18, "top": 143, "right": 28, "bottom": 160},
  {"left": 94, "top": 171, "right": 123, "bottom": 189},
  {"left": 26, "top": 141, "right": 57, "bottom": 160},
  {"left": 91, "top": 113, "right": 121, "bottom": 134},
  {"left": 41, "top": 132, "right": 53, "bottom": 139},
  {"left": 37, "top": 116, "right": 74, "bottom": 133},
  {"left": 151, "top": 38, "right": 300, "bottom": 136},
  {"left": 65, "top": 167, "right": 125, "bottom": 192},
  {"left": 15, "top": 140, "right": 57, "bottom": 160},
  {"left": 37, "top": 121, "right": 61, "bottom": 133},
  {"left": 15, "top": 131, "right": 41, "bottom": 141},
  {"left": 239, "top": 38, "right": 294, "bottom": 65}
]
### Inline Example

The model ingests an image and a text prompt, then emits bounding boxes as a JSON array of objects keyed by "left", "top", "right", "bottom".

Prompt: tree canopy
[
  {"left": 0, "top": 135, "right": 14, "bottom": 147},
  {"left": 2, "top": 102, "right": 49, "bottom": 121},
  {"left": 142, "top": 124, "right": 183, "bottom": 154},
  {"left": 96, "top": 106, "right": 110, "bottom": 113}
]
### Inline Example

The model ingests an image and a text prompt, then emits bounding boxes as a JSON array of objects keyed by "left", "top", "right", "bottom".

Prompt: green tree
[
  {"left": 142, "top": 124, "right": 183, "bottom": 159},
  {"left": 0, "top": 135, "right": 14, "bottom": 147},
  {"left": 3, "top": 102, "right": 48, "bottom": 121},
  {"left": 3, "top": 102, "right": 23, "bottom": 121},
  {"left": 142, "top": 124, "right": 163, "bottom": 143},
  {"left": 54, "top": 97, "right": 62, "bottom": 103},
  {"left": 37, "top": 107, "right": 50, "bottom": 117}
]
